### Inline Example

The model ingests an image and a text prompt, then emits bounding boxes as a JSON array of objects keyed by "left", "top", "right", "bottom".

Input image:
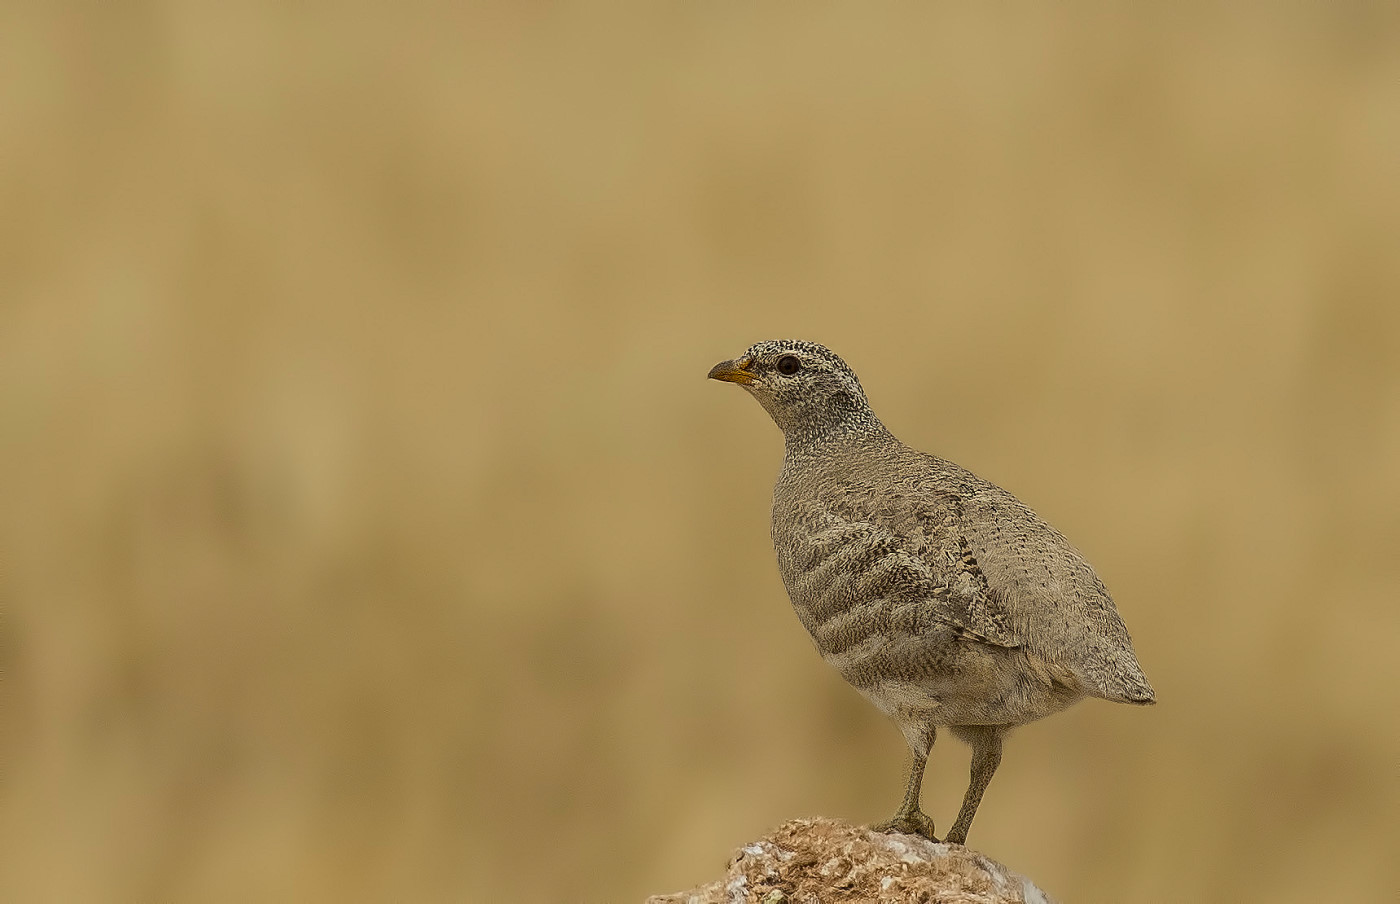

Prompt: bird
[{"left": 707, "top": 339, "right": 1154, "bottom": 845}]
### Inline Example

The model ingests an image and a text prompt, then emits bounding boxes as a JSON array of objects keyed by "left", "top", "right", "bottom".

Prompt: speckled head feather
[{"left": 708, "top": 339, "right": 889, "bottom": 447}]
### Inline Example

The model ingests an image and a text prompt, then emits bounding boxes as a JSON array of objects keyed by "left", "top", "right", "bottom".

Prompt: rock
[{"left": 647, "top": 817, "right": 1055, "bottom": 904}]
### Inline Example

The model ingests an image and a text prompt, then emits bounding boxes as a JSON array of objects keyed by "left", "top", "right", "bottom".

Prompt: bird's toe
[{"left": 871, "top": 810, "right": 939, "bottom": 842}]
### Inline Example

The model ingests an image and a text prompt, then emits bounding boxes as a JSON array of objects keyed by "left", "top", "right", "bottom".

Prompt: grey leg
[
  {"left": 872, "top": 724, "right": 938, "bottom": 841},
  {"left": 945, "top": 725, "right": 1006, "bottom": 845}
]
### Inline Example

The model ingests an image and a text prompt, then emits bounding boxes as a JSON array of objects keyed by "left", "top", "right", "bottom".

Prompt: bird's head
[{"left": 708, "top": 339, "right": 885, "bottom": 441}]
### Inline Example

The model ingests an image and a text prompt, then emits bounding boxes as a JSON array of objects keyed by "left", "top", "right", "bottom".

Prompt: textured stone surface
[{"left": 647, "top": 817, "right": 1055, "bottom": 904}]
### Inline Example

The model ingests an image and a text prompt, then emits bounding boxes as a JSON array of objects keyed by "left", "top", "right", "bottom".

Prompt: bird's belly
[{"left": 818, "top": 622, "right": 1085, "bottom": 727}]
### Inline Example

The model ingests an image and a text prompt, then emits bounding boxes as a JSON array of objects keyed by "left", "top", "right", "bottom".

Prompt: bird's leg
[
  {"left": 872, "top": 726, "right": 938, "bottom": 841},
  {"left": 945, "top": 725, "right": 1005, "bottom": 845}
]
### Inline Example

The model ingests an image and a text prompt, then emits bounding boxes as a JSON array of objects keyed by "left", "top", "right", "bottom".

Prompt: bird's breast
[{"left": 771, "top": 498, "right": 954, "bottom": 669}]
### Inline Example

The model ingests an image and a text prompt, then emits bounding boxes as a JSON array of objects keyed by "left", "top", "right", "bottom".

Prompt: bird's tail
[{"left": 1083, "top": 648, "right": 1156, "bottom": 705}]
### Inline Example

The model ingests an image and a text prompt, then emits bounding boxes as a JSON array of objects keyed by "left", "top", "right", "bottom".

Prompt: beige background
[{"left": 4, "top": 4, "right": 1399, "bottom": 902}]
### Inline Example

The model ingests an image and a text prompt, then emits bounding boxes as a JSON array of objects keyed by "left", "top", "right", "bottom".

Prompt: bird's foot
[{"left": 871, "top": 809, "right": 939, "bottom": 842}]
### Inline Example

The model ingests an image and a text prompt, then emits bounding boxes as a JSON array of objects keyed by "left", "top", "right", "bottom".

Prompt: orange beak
[{"left": 707, "top": 356, "right": 756, "bottom": 385}]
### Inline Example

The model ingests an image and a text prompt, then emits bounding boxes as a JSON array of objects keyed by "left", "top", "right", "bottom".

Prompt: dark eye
[{"left": 776, "top": 355, "right": 801, "bottom": 376}]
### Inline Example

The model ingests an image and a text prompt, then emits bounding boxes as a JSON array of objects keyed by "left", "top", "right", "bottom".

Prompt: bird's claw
[{"left": 871, "top": 810, "right": 939, "bottom": 842}]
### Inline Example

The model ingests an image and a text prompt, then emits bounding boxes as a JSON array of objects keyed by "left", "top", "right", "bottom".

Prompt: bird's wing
[
  {"left": 945, "top": 533, "right": 1023, "bottom": 648},
  {"left": 781, "top": 488, "right": 1020, "bottom": 649},
  {"left": 868, "top": 490, "right": 1023, "bottom": 649},
  {"left": 950, "top": 486, "right": 1155, "bottom": 702},
  {"left": 952, "top": 488, "right": 1114, "bottom": 650}
]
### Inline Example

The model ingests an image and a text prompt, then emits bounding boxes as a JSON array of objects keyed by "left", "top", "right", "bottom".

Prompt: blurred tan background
[{"left": 4, "top": 3, "right": 1399, "bottom": 901}]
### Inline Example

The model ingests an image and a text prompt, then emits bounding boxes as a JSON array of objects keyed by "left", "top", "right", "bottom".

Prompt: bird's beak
[{"left": 708, "top": 356, "right": 756, "bottom": 385}]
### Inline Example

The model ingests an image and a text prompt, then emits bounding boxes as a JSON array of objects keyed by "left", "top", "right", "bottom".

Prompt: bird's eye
[{"left": 776, "top": 355, "right": 801, "bottom": 375}]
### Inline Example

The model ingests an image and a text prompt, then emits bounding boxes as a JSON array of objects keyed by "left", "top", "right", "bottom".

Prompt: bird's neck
[{"left": 781, "top": 411, "right": 895, "bottom": 466}]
